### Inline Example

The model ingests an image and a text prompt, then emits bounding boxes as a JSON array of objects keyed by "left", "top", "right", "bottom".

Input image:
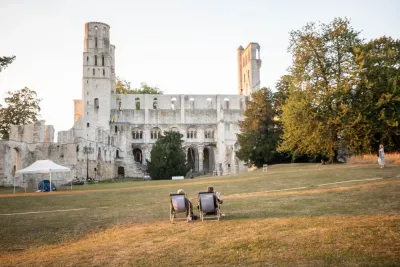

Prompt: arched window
[
  {"left": 189, "top": 98, "right": 194, "bottom": 110},
  {"left": 171, "top": 97, "right": 176, "bottom": 110},
  {"left": 150, "top": 127, "right": 161, "bottom": 140},
  {"left": 103, "top": 27, "right": 106, "bottom": 35},
  {"left": 93, "top": 68, "right": 95, "bottom": 75},
  {"left": 95, "top": 37, "right": 98, "bottom": 48},
  {"left": 187, "top": 127, "right": 197, "bottom": 139},
  {"left": 103, "top": 69, "right": 105, "bottom": 76},
  {"left": 86, "top": 56, "right": 89, "bottom": 63},
  {"left": 206, "top": 98, "right": 212, "bottom": 109},
  {"left": 205, "top": 128, "right": 214, "bottom": 139},
  {"left": 135, "top": 98, "right": 140, "bottom": 110},
  {"left": 87, "top": 122, "right": 90, "bottom": 127},
  {"left": 102, "top": 55, "right": 104, "bottom": 66},
  {"left": 94, "top": 98, "right": 99, "bottom": 109},
  {"left": 153, "top": 98, "right": 158, "bottom": 109},
  {"left": 108, "top": 136, "right": 110, "bottom": 145},
  {"left": 95, "top": 55, "right": 97, "bottom": 66},
  {"left": 116, "top": 150, "right": 119, "bottom": 158},
  {"left": 111, "top": 137, "right": 114, "bottom": 146},
  {"left": 224, "top": 98, "right": 230, "bottom": 109},
  {"left": 132, "top": 128, "right": 143, "bottom": 139},
  {"left": 115, "top": 126, "right": 118, "bottom": 133}
]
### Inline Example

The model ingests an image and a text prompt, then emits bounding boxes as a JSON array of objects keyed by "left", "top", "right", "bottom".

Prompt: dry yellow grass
[
  {"left": 348, "top": 153, "right": 400, "bottom": 164},
  {"left": 0, "top": 214, "right": 398, "bottom": 266},
  {"left": 1, "top": 164, "right": 399, "bottom": 266}
]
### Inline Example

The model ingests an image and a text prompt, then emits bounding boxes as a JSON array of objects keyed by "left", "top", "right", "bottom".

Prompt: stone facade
[{"left": 0, "top": 22, "right": 262, "bottom": 186}]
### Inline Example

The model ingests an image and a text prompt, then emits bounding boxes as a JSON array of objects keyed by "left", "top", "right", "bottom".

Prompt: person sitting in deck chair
[
  {"left": 207, "top": 186, "right": 223, "bottom": 214},
  {"left": 198, "top": 186, "right": 223, "bottom": 215},
  {"left": 176, "top": 189, "right": 194, "bottom": 220}
]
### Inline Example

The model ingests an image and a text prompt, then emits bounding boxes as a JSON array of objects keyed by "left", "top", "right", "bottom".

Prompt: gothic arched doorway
[
  {"left": 203, "top": 148, "right": 210, "bottom": 173},
  {"left": 187, "top": 147, "right": 198, "bottom": 171},
  {"left": 133, "top": 148, "right": 143, "bottom": 164}
]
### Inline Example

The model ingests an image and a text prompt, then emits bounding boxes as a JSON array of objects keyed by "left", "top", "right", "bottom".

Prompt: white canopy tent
[{"left": 16, "top": 160, "right": 71, "bottom": 193}]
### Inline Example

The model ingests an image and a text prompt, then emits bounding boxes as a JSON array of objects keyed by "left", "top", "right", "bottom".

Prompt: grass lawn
[{"left": 0, "top": 163, "right": 399, "bottom": 266}]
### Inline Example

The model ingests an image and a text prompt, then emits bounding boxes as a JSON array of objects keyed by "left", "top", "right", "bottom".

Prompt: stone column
[{"left": 198, "top": 146, "right": 204, "bottom": 173}]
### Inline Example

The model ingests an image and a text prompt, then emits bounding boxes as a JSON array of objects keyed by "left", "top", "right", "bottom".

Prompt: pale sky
[{"left": 0, "top": 0, "right": 399, "bottom": 134}]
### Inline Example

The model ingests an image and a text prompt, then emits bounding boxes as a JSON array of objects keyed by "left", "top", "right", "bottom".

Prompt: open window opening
[
  {"left": 135, "top": 98, "right": 140, "bottom": 110},
  {"left": 171, "top": 97, "right": 176, "bottom": 110},
  {"left": 153, "top": 98, "right": 158, "bottom": 109}
]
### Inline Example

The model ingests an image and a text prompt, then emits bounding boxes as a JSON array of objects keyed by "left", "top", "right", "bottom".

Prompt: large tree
[
  {"left": 0, "top": 87, "right": 41, "bottom": 140},
  {"left": 116, "top": 77, "right": 162, "bottom": 94},
  {"left": 278, "top": 17, "right": 362, "bottom": 162},
  {"left": 344, "top": 37, "right": 400, "bottom": 153},
  {"left": 236, "top": 88, "right": 280, "bottom": 167},
  {"left": 146, "top": 131, "right": 188, "bottom": 180},
  {"left": 0, "top": 55, "right": 16, "bottom": 73}
]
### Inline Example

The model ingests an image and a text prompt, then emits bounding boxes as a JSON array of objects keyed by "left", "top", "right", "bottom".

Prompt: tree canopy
[
  {"left": 116, "top": 77, "right": 163, "bottom": 94},
  {"left": 0, "top": 55, "right": 16, "bottom": 73},
  {"left": 0, "top": 87, "right": 42, "bottom": 140},
  {"left": 346, "top": 37, "right": 400, "bottom": 152},
  {"left": 236, "top": 88, "right": 281, "bottom": 167},
  {"left": 146, "top": 131, "right": 188, "bottom": 180},
  {"left": 278, "top": 17, "right": 400, "bottom": 161}
]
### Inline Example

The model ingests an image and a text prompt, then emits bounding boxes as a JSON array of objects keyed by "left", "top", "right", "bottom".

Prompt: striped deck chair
[
  {"left": 198, "top": 192, "right": 221, "bottom": 222},
  {"left": 169, "top": 194, "right": 191, "bottom": 223}
]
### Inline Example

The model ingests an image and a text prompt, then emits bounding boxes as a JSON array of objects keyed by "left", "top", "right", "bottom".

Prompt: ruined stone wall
[
  {"left": 44, "top": 125, "right": 54, "bottom": 142},
  {"left": 10, "top": 121, "right": 55, "bottom": 143}
]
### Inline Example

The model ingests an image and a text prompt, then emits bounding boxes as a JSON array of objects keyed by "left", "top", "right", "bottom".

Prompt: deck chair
[
  {"left": 169, "top": 194, "right": 191, "bottom": 223},
  {"left": 198, "top": 192, "right": 221, "bottom": 221}
]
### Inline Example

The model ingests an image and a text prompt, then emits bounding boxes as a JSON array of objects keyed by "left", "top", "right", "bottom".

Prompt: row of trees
[{"left": 237, "top": 17, "right": 400, "bottom": 166}]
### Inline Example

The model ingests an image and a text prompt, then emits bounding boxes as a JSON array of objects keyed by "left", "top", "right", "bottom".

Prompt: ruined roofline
[
  {"left": 113, "top": 94, "right": 247, "bottom": 97},
  {"left": 244, "top": 42, "right": 259, "bottom": 50},
  {"left": 85, "top": 21, "right": 110, "bottom": 28}
]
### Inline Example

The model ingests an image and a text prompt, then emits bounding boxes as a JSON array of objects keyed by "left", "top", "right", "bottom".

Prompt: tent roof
[{"left": 17, "top": 160, "right": 71, "bottom": 174}]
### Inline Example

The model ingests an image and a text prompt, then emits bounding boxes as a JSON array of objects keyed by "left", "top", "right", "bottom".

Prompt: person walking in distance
[{"left": 378, "top": 144, "right": 385, "bottom": 168}]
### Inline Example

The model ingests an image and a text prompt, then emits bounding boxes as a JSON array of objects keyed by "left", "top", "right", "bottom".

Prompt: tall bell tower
[
  {"left": 82, "top": 22, "right": 116, "bottom": 140},
  {"left": 237, "top": 43, "right": 261, "bottom": 96}
]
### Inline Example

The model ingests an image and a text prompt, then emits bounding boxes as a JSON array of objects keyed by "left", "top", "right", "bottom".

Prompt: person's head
[
  {"left": 177, "top": 189, "right": 185, "bottom": 195},
  {"left": 207, "top": 186, "right": 214, "bottom": 193}
]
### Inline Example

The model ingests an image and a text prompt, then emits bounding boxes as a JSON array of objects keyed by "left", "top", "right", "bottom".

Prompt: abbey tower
[
  {"left": 237, "top": 43, "right": 262, "bottom": 96},
  {"left": 81, "top": 22, "right": 116, "bottom": 141}
]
